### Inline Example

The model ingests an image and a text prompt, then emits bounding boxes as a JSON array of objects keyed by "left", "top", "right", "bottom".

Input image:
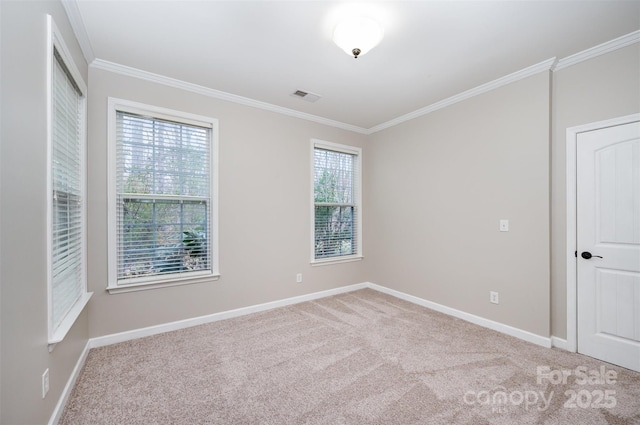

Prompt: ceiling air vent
[{"left": 291, "top": 90, "right": 321, "bottom": 103}]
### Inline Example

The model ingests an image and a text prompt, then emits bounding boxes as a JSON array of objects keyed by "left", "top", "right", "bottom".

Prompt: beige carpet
[{"left": 60, "top": 289, "right": 640, "bottom": 424}]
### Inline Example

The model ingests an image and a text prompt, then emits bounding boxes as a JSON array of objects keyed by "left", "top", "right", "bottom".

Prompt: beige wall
[
  {"left": 550, "top": 44, "right": 640, "bottom": 338},
  {"left": 0, "top": 1, "right": 89, "bottom": 424},
  {"left": 86, "top": 69, "right": 369, "bottom": 337},
  {"left": 365, "top": 72, "right": 552, "bottom": 337}
]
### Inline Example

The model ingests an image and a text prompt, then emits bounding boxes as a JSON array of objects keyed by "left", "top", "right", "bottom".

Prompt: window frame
[
  {"left": 310, "top": 139, "right": 363, "bottom": 266},
  {"left": 46, "top": 15, "right": 92, "bottom": 347},
  {"left": 107, "top": 98, "right": 219, "bottom": 294}
]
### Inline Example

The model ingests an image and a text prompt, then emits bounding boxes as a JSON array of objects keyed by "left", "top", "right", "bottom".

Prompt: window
[
  {"left": 311, "top": 140, "right": 362, "bottom": 264},
  {"left": 47, "top": 15, "right": 91, "bottom": 345},
  {"left": 108, "top": 99, "right": 219, "bottom": 293}
]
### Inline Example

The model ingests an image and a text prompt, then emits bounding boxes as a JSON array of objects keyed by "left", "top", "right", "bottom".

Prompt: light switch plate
[{"left": 499, "top": 219, "right": 509, "bottom": 232}]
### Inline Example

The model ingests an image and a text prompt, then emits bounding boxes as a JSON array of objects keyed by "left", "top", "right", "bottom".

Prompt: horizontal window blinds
[
  {"left": 51, "top": 48, "right": 84, "bottom": 330},
  {"left": 313, "top": 147, "right": 359, "bottom": 259},
  {"left": 116, "top": 111, "right": 212, "bottom": 283}
]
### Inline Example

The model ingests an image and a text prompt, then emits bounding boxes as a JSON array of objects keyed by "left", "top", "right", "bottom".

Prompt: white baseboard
[
  {"left": 50, "top": 280, "right": 553, "bottom": 424},
  {"left": 86, "top": 281, "right": 552, "bottom": 350},
  {"left": 551, "top": 336, "right": 572, "bottom": 351},
  {"left": 48, "top": 342, "right": 91, "bottom": 425},
  {"left": 367, "top": 283, "right": 552, "bottom": 348},
  {"left": 89, "top": 282, "right": 369, "bottom": 348}
]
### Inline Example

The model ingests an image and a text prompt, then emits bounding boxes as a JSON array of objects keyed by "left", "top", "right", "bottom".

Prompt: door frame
[{"left": 565, "top": 113, "right": 640, "bottom": 353}]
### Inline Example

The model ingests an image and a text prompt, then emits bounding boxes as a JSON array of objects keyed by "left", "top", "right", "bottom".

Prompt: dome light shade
[{"left": 332, "top": 16, "right": 384, "bottom": 58}]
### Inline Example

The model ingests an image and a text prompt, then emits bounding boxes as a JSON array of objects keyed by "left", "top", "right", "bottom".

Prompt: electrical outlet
[
  {"left": 42, "top": 369, "right": 49, "bottom": 399},
  {"left": 490, "top": 291, "right": 499, "bottom": 304},
  {"left": 296, "top": 273, "right": 303, "bottom": 283}
]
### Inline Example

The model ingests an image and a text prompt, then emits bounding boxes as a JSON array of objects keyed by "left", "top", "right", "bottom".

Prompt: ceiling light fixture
[{"left": 332, "top": 16, "right": 384, "bottom": 59}]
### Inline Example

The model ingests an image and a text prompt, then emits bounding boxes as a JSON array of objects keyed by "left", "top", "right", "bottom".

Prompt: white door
[{"left": 576, "top": 121, "right": 640, "bottom": 372}]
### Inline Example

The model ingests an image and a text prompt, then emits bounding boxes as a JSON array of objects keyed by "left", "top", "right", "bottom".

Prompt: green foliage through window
[
  {"left": 313, "top": 147, "right": 357, "bottom": 259},
  {"left": 116, "top": 111, "right": 211, "bottom": 281}
]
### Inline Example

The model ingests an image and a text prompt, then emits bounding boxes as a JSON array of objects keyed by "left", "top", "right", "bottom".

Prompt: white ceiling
[{"left": 71, "top": 1, "right": 640, "bottom": 131}]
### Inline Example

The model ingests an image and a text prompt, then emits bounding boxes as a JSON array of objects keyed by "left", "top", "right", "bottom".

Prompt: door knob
[{"left": 581, "top": 251, "right": 603, "bottom": 259}]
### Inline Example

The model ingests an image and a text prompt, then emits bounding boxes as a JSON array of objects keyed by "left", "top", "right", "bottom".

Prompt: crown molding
[
  {"left": 367, "top": 57, "right": 557, "bottom": 134},
  {"left": 370, "top": 29, "right": 639, "bottom": 133},
  {"left": 61, "top": 0, "right": 95, "bottom": 64},
  {"left": 90, "top": 56, "right": 556, "bottom": 136},
  {"left": 70, "top": 0, "right": 637, "bottom": 137},
  {"left": 90, "top": 59, "right": 369, "bottom": 135},
  {"left": 553, "top": 30, "right": 640, "bottom": 71}
]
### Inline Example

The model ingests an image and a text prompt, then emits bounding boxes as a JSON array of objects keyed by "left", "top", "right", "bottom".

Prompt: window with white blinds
[
  {"left": 47, "top": 15, "right": 90, "bottom": 345},
  {"left": 312, "top": 140, "right": 362, "bottom": 263},
  {"left": 108, "top": 99, "right": 219, "bottom": 291}
]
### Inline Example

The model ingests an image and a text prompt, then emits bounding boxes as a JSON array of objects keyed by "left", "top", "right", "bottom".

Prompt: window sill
[
  {"left": 311, "top": 255, "right": 363, "bottom": 267},
  {"left": 107, "top": 273, "right": 220, "bottom": 294},
  {"left": 48, "top": 291, "right": 93, "bottom": 352}
]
